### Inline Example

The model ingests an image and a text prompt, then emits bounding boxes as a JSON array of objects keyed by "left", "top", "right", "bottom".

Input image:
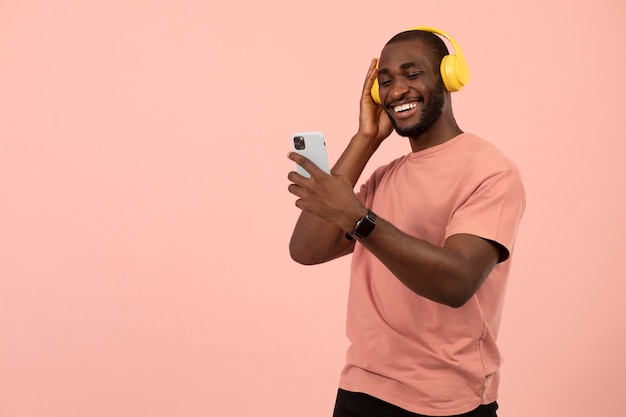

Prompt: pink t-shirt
[{"left": 338, "top": 133, "right": 526, "bottom": 416}]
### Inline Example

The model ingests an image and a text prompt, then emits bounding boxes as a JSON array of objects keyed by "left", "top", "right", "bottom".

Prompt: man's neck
[{"left": 409, "top": 118, "right": 463, "bottom": 153}]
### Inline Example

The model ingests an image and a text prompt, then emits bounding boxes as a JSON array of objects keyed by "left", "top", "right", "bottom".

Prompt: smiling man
[
  {"left": 287, "top": 28, "right": 525, "bottom": 417},
  {"left": 378, "top": 43, "right": 448, "bottom": 142}
]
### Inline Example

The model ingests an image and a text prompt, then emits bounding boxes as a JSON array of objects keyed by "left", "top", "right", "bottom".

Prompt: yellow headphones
[{"left": 371, "top": 26, "right": 470, "bottom": 104}]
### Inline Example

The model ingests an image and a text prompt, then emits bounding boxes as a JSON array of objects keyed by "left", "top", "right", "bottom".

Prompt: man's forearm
[
  {"left": 359, "top": 217, "right": 500, "bottom": 307},
  {"left": 330, "top": 133, "right": 382, "bottom": 185}
]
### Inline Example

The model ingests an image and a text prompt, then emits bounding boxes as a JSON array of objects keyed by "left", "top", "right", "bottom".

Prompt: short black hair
[{"left": 385, "top": 30, "right": 449, "bottom": 75}]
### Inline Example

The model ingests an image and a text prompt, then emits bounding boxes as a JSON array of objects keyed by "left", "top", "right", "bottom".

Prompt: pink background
[{"left": 1, "top": 0, "right": 625, "bottom": 416}]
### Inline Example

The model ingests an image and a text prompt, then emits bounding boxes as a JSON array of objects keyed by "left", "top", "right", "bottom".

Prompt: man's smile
[
  {"left": 389, "top": 100, "right": 422, "bottom": 120},
  {"left": 393, "top": 102, "right": 418, "bottom": 113}
]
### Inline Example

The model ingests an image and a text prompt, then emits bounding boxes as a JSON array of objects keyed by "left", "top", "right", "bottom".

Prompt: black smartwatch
[{"left": 345, "top": 210, "right": 377, "bottom": 241}]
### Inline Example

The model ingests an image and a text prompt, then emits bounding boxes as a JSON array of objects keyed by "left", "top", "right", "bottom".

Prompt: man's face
[{"left": 377, "top": 40, "right": 446, "bottom": 139}]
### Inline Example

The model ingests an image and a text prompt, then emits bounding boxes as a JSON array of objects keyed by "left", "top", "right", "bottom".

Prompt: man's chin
[
  {"left": 394, "top": 123, "right": 426, "bottom": 138},
  {"left": 388, "top": 113, "right": 421, "bottom": 138},
  {"left": 388, "top": 117, "right": 413, "bottom": 138}
]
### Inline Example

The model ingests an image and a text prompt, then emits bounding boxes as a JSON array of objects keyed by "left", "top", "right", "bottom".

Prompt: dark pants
[{"left": 332, "top": 389, "right": 498, "bottom": 417}]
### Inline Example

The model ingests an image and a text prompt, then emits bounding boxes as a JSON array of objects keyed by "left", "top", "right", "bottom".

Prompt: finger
[
  {"left": 287, "top": 170, "right": 303, "bottom": 183},
  {"left": 287, "top": 151, "right": 309, "bottom": 164},
  {"left": 362, "top": 58, "right": 377, "bottom": 84},
  {"left": 361, "top": 59, "right": 378, "bottom": 97},
  {"left": 367, "top": 58, "right": 378, "bottom": 85},
  {"left": 288, "top": 151, "right": 324, "bottom": 177},
  {"left": 287, "top": 183, "right": 304, "bottom": 198}
]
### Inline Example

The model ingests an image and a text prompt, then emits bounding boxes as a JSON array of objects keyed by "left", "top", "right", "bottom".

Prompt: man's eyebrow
[
  {"left": 378, "top": 62, "right": 421, "bottom": 75},
  {"left": 400, "top": 62, "right": 420, "bottom": 70}
]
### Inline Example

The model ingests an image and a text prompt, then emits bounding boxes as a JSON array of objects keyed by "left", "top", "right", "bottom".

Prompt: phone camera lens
[{"left": 294, "top": 136, "right": 306, "bottom": 150}]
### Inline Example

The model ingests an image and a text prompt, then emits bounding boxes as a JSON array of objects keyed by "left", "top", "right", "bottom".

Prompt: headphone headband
[{"left": 405, "top": 26, "right": 465, "bottom": 61}]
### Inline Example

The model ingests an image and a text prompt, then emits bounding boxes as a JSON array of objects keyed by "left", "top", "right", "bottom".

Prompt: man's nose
[{"left": 388, "top": 80, "right": 409, "bottom": 101}]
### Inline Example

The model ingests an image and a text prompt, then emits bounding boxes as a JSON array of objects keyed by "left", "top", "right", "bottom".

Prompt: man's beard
[{"left": 386, "top": 83, "right": 446, "bottom": 139}]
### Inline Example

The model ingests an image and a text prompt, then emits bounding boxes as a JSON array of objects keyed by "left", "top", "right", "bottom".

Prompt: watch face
[{"left": 354, "top": 211, "right": 376, "bottom": 240}]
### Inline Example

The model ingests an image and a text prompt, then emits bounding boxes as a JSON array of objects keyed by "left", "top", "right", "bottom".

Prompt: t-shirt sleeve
[
  {"left": 445, "top": 169, "right": 526, "bottom": 262},
  {"left": 355, "top": 164, "right": 387, "bottom": 207},
  {"left": 355, "top": 182, "right": 368, "bottom": 205}
]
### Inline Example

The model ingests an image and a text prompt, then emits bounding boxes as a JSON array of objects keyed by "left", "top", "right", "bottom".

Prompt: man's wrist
[
  {"left": 345, "top": 209, "right": 377, "bottom": 241},
  {"left": 352, "top": 132, "right": 382, "bottom": 149}
]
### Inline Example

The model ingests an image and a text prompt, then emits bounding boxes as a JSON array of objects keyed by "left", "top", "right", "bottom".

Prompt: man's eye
[
  {"left": 379, "top": 79, "right": 392, "bottom": 87},
  {"left": 407, "top": 72, "right": 422, "bottom": 79}
]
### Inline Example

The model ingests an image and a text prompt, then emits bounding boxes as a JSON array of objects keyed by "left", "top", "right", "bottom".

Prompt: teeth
[{"left": 393, "top": 102, "right": 418, "bottom": 113}]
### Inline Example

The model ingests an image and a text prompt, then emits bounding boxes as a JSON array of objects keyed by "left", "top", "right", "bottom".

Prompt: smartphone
[{"left": 291, "top": 131, "right": 330, "bottom": 178}]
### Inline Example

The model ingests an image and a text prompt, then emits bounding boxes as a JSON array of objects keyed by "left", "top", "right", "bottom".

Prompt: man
[{"left": 287, "top": 28, "right": 525, "bottom": 417}]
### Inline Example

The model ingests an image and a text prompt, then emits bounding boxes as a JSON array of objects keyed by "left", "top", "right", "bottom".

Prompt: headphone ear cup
[
  {"left": 371, "top": 78, "right": 381, "bottom": 104},
  {"left": 440, "top": 55, "right": 459, "bottom": 92},
  {"left": 440, "top": 54, "right": 470, "bottom": 93}
]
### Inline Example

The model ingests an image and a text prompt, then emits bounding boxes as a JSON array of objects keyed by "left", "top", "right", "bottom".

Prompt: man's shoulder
[{"left": 458, "top": 133, "right": 521, "bottom": 175}]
